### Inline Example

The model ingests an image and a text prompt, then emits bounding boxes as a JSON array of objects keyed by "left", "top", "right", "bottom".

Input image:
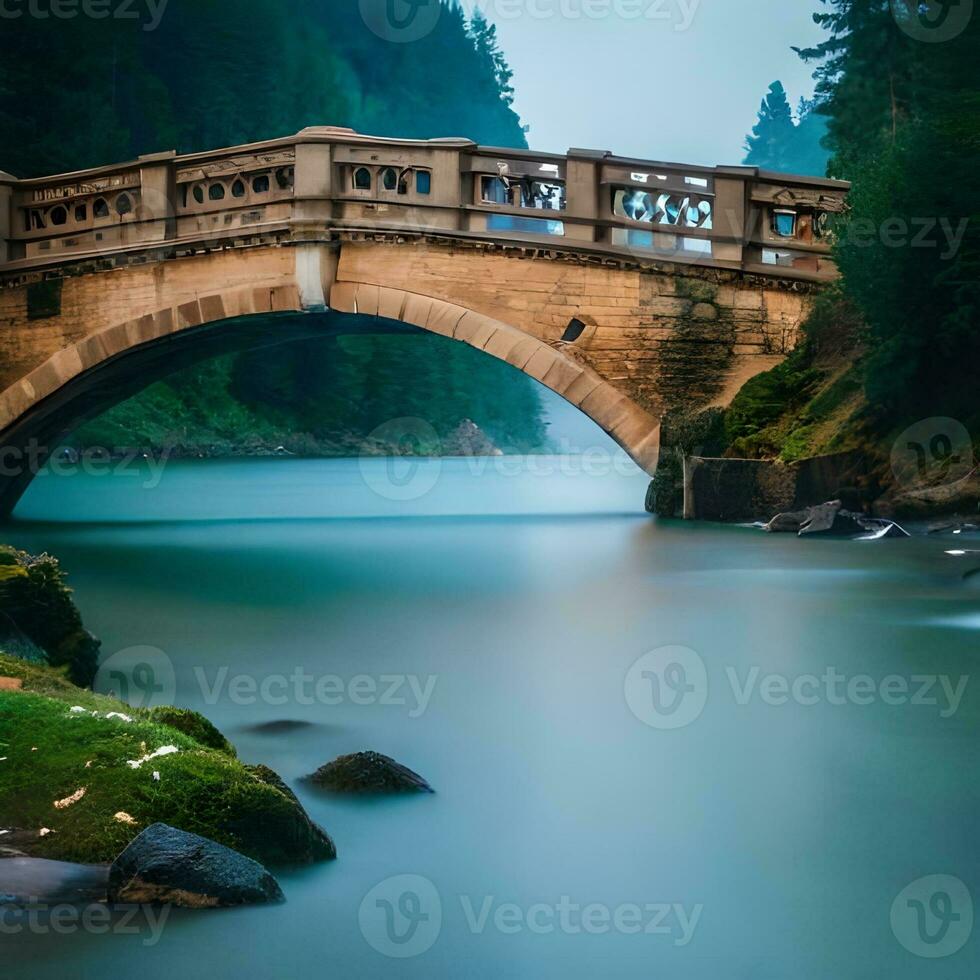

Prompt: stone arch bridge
[{"left": 0, "top": 127, "right": 848, "bottom": 514}]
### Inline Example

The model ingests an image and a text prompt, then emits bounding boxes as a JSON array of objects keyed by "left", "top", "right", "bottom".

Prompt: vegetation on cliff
[
  {"left": 0, "top": 546, "right": 100, "bottom": 687},
  {"left": 730, "top": 1, "right": 979, "bottom": 509}
]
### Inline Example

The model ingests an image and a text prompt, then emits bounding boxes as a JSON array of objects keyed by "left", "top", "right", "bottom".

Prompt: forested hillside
[
  {"left": 0, "top": 1, "right": 548, "bottom": 457},
  {"left": 722, "top": 0, "right": 979, "bottom": 509},
  {"left": 0, "top": 1, "right": 525, "bottom": 177}
]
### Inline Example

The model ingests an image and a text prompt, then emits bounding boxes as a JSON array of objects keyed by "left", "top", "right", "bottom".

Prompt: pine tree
[
  {"left": 468, "top": 9, "right": 516, "bottom": 107},
  {"left": 744, "top": 81, "right": 796, "bottom": 170}
]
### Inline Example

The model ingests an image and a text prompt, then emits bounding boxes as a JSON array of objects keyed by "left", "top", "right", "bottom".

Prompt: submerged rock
[
  {"left": 308, "top": 752, "right": 433, "bottom": 794},
  {"left": 765, "top": 510, "right": 809, "bottom": 533},
  {"left": 764, "top": 500, "right": 912, "bottom": 539},
  {"left": 108, "top": 823, "right": 284, "bottom": 909},
  {"left": 855, "top": 518, "right": 911, "bottom": 540},
  {"left": 798, "top": 500, "right": 866, "bottom": 537},
  {"left": 242, "top": 719, "right": 317, "bottom": 736}
]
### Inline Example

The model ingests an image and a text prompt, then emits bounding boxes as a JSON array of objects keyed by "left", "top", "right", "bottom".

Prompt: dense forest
[
  {"left": 650, "top": 1, "right": 978, "bottom": 517},
  {"left": 0, "top": 0, "right": 549, "bottom": 456},
  {"left": 0, "top": 0, "right": 525, "bottom": 176},
  {"left": 728, "top": 0, "right": 978, "bottom": 495}
]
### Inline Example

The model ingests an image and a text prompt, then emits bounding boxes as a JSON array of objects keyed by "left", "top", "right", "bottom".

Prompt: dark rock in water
[
  {"left": 243, "top": 719, "right": 316, "bottom": 736},
  {"left": 234, "top": 766, "right": 336, "bottom": 861},
  {"left": 928, "top": 521, "right": 979, "bottom": 535},
  {"left": 856, "top": 518, "right": 911, "bottom": 539},
  {"left": 108, "top": 823, "right": 284, "bottom": 909},
  {"left": 765, "top": 510, "right": 809, "bottom": 533},
  {"left": 308, "top": 752, "right": 433, "bottom": 794},
  {"left": 798, "top": 500, "right": 863, "bottom": 537}
]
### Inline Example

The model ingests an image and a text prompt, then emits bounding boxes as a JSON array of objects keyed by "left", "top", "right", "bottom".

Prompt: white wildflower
[{"left": 126, "top": 745, "right": 179, "bottom": 769}]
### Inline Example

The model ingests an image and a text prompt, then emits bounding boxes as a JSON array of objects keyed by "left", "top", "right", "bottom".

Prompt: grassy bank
[{"left": 0, "top": 655, "right": 333, "bottom": 866}]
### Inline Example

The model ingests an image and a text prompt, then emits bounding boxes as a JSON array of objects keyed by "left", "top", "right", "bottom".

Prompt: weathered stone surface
[
  {"left": 798, "top": 501, "right": 864, "bottom": 537},
  {"left": 308, "top": 752, "right": 433, "bottom": 794},
  {"left": 108, "top": 823, "right": 284, "bottom": 908},
  {"left": 0, "top": 231, "right": 817, "bottom": 510},
  {"left": 765, "top": 510, "right": 809, "bottom": 533},
  {"left": 763, "top": 500, "right": 912, "bottom": 539}
]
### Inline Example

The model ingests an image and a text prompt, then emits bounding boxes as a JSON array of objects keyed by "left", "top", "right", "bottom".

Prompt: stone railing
[{"left": 0, "top": 126, "right": 849, "bottom": 282}]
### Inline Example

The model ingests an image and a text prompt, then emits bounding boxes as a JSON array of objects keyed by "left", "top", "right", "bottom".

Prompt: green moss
[
  {"left": 779, "top": 425, "right": 819, "bottom": 463},
  {"left": 144, "top": 706, "right": 236, "bottom": 757},
  {"left": 0, "top": 656, "right": 332, "bottom": 866},
  {"left": 0, "top": 546, "right": 99, "bottom": 687},
  {"left": 724, "top": 350, "right": 823, "bottom": 446}
]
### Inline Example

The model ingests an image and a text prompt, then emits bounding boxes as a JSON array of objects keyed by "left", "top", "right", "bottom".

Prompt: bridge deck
[{"left": 0, "top": 127, "right": 848, "bottom": 284}]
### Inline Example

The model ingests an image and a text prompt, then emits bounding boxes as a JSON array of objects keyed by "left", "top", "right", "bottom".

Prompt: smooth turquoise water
[{"left": 2, "top": 457, "right": 979, "bottom": 978}]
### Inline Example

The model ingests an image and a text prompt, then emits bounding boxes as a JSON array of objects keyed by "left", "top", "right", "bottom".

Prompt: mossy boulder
[
  {"left": 0, "top": 546, "right": 99, "bottom": 686},
  {"left": 0, "top": 654, "right": 334, "bottom": 867},
  {"left": 144, "top": 706, "right": 236, "bottom": 757}
]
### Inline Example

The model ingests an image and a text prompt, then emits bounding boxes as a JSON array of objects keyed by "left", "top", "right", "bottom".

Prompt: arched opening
[{"left": 0, "top": 286, "right": 659, "bottom": 518}]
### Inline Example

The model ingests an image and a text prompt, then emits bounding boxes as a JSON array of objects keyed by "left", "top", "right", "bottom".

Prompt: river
[{"left": 3, "top": 454, "right": 978, "bottom": 977}]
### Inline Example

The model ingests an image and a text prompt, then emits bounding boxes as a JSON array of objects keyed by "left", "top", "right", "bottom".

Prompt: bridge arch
[{"left": 0, "top": 276, "right": 661, "bottom": 516}]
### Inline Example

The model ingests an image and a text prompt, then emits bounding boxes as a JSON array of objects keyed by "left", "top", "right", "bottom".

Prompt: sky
[{"left": 460, "top": 0, "right": 826, "bottom": 166}]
